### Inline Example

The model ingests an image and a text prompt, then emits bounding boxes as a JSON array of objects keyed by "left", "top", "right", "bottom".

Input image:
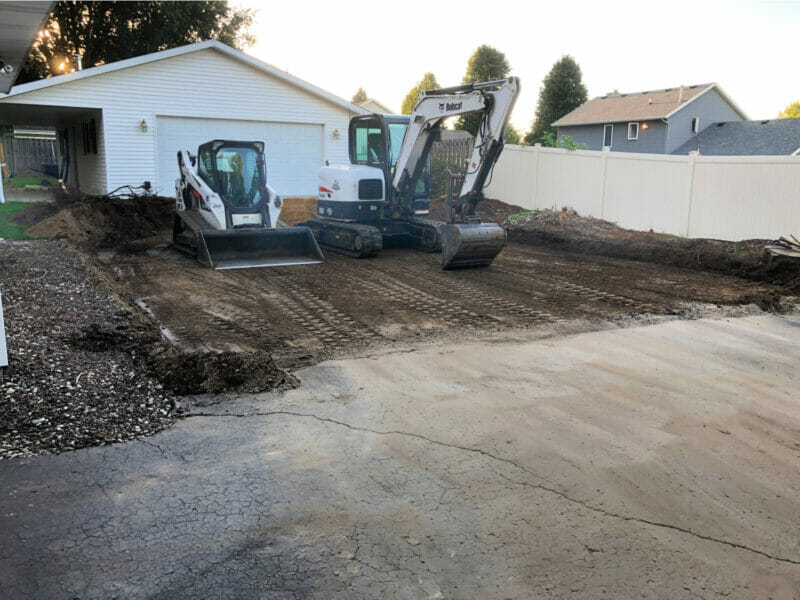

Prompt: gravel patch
[{"left": 0, "top": 240, "right": 178, "bottom": 458}]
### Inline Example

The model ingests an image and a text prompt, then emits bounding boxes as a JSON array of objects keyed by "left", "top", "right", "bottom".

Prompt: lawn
[
  {"left": 0, "top": 202, "right": 32, "bottom": 239},
  {"left": 4, "top": 176, "right": 58, "bottom": 188}
]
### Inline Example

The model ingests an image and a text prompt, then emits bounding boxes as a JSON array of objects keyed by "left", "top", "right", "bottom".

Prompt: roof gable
[
  {"left": 553, "top": 83, "right": 745, "bottom": 127},
  {"left": 1, "top": 40, "right": 367, "bottom": 114}
]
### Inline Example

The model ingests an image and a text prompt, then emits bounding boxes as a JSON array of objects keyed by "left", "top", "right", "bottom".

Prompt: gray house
[
  {"left": 671, "top": 119, "right": 800, "bottom": 155},
  {"left": 552, "top": 83, "right": 747, "bottom": 154}
]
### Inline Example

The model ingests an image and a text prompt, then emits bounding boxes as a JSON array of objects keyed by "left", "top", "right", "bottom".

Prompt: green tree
[
  {"left": 503, "top": 125, "right": 521, "bottom": 144},
  {"left": 401, "top": 72, "right": 439, "bottom": 115},
  {"left": 777, "top": 100, "right": 800, "bottom": 118},
  {"left": 524, "top": 55, "right": 588, "bottom": 145},
  {"left": 18, "top": 1, "right": 255, "bottom": 83},
  {"left": 540, "top": 131, "right": 585, "bottom": 150},
  {"left": 455, "top": 45, "right": 510, "bottom": 135},
  {"left": 351, "top": 87, "right": 368, "bottom": 103}
]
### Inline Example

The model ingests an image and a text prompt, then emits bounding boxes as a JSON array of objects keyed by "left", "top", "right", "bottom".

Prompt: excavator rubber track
[{"left": 303, "top": 219, "right": 383, "bottom": 258}]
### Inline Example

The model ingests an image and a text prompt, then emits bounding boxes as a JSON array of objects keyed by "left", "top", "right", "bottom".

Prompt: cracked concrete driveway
[{"left": 2, "top": 313, "right": 800, "bottom": 599}]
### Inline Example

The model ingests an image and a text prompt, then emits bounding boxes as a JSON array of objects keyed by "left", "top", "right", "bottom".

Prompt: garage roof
[
  {"left": 1, "top": 39, "right": 368, "bottom": 115},
  {"left": 0, "top": 1, "right": 53, "bottom": 94}
]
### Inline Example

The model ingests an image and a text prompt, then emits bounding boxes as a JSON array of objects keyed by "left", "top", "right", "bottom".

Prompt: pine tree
[
  {"left": 524, "top": 56, "right": 588, "bottom": 145},
  {"left": 401, "top": 72, "right": 439, "bottom": 114},
  {"left": 351, "top": 87, "right": 368, "bottom": 103},
  {"left": 455, "top": 45, "right": 510, "bottom": 136}
]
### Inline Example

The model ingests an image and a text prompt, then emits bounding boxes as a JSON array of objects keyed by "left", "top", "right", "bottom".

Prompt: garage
[
  {"left": 0, "top": 40, "right": 365, "bottom": 197},
  {"left": 155, "top": 116, "right": 322, "bottom": 196}
]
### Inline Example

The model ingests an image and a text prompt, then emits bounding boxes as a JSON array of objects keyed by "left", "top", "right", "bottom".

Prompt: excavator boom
[{"left": 393, "top": 78, "right": 520, "bottom": 268}]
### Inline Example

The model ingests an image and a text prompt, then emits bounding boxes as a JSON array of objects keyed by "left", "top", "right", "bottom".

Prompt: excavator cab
[
  {"left": 350, "top": 115, "right": 431, "bottom": 216},
  {"left": 174, "top": 140, "right": 323, "bottom": 269}
]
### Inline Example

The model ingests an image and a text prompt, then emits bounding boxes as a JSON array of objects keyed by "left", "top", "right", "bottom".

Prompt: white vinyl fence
[{"left": 484, "top": 145, "right": 800, "bottom": 240}]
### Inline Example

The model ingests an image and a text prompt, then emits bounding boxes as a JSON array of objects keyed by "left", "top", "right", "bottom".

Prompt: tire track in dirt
[{"left": 370, "top": 252, "right": 562, "bottom": 326}]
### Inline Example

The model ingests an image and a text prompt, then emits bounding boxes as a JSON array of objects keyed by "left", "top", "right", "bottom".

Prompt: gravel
[{"left": 0, "top": 239, "right": 178, "bottom": 458}]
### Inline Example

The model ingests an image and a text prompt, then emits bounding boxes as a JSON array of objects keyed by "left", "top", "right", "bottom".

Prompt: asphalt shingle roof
[
  {"left": 671, "top": 119, "right": 800, "bottom": 155},
  {"left": 553, "top": 83, "right": 715, "bottom": 127}
]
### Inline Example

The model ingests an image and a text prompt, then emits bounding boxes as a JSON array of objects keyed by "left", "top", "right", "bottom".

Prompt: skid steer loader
[
  {"left": 173, "top": 140, "right": 323, "bottom": 269},
  {"left": 303, "top": 77, "right": 520, "bottom": 269}
]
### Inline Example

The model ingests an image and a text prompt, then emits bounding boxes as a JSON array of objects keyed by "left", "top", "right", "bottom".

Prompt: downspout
[{"left": 661, "top": 118, "right": 669, "bottom": 153}]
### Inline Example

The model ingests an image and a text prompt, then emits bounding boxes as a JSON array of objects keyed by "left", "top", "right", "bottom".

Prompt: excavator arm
[{"left": 392, "top": 77, "right": 520, "bottom": 223}]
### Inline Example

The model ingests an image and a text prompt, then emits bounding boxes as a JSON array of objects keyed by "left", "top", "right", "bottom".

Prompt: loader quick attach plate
[
  {"left": 197, "top": 227, "right": 324, "bottom": 270},
  {"left": 440, "top": 222, "right": 507, "bottom": 269}
]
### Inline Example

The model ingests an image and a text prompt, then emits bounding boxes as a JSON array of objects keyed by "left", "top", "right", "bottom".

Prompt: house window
[
  {"left": 627, "top": 123, "right": 639, "bottom": 140},
  {"left": 603, "top": 124, "right": 613, "bottom": 148},
  {"left": 691, "top": 117, "right": 699, "bottom": 133}
]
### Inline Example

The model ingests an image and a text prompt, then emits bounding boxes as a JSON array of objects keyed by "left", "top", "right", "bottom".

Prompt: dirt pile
[
  {"left": 464, "top": 201, "right": 800, "bottom": 291},
  {"left": 279, "top": 196, "right": 317, "bottom": 226},
  {"left": 25, "top": 195, "right": 173, "bottom": 248},
  {"left": 148, "top": 347, "right": 295, "bottom": 396}
]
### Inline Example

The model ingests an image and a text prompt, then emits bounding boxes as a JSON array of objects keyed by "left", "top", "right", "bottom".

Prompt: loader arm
[{"left": 391, "top": 77, "right": 520, "bottom": 223}]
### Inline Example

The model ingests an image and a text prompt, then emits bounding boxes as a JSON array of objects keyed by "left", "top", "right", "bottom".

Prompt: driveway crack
[{"left": 184, "top": 409, "right": 800, "bottom": 566}]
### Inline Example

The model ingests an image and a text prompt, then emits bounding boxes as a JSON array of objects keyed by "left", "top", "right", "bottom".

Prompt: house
[
  {"left": 671, "top": 119, "right": 800, "bottom": 156},
  {"left": 552, "top": 83, "right": 747, "bottom": 154},
  {"left": 354, "top": 98, "right": 395, "bottom": 114},
  {"left": 0, "top": 40, "right": 367, "bottom": 197}
]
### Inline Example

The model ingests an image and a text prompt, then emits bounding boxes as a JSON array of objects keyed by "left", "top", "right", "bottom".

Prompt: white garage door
[{"left": 156, "top": 116, "right": 322, "bottom": 197}]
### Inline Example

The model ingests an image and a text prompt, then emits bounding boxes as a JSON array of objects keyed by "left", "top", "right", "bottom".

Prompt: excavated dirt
[
  {"left": 11, "top": 194, "right": 799, "bottom": 402},
  {"left": 24, "top": 194, "right": 174, "bottom": 248}
]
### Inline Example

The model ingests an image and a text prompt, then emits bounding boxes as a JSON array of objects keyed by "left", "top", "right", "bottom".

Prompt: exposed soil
[
  {"left": 24, "top": 194, "right": 174, "bottom": 248},
  {"left": 6, "top": 193, "right": 798, "bottom": 437}
]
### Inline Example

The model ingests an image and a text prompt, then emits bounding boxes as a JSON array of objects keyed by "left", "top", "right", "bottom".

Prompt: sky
[{"left": 245, "top": 0, "right": 799, "bottom": 131}]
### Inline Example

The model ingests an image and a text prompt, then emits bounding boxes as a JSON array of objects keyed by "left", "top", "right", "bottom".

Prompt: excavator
[
  {"left": 172, "top": 140, "right": 324, "bottom": 269},
  {"left": 304, "top": 77, "right": 520, "bottom": 268}
]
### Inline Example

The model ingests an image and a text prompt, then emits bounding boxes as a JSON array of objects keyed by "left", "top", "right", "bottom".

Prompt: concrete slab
[{"left": 1, "top": 314, "right": 799, "bottom": 598}]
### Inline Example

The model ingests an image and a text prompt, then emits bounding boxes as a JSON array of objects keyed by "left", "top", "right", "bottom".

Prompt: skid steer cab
[{"left": 173, "top": 140, "right": 323, "bottom": 269}]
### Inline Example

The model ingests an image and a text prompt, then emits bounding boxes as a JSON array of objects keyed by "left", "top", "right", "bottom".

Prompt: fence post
[
  {"left": 533, "top": 143, "right": 541, "bottom": 210},
  {"left": 599, "top": 147, "right": 610, "bottom": 219},
  {"left": 685, "top": 151, "right": 698, "bottom": 237}
]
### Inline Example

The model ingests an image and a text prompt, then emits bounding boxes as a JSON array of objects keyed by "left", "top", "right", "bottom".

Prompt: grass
[
  {"left": 0, "top": 201, "right": 33, "bottom": 239},
  {"left": 505, "top": 209, "right": 541, "bottom": 226},
  {"left": 4, "top": 176, "right": 58, "bottom": 188}
]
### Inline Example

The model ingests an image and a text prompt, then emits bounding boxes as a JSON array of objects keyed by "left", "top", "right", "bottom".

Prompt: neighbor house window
[
  {"left": 627, "top": 122, "right": 639, "bottom": 140},
  {"left": 691, "top": 117, "right": 699, "bottom": 133},
  {"left": 603, "top": 124, "right": 613, "bottom": 148}
]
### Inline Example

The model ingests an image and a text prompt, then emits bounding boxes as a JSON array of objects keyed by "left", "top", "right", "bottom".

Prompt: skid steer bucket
[
  {"left": 440, "top": 222, "right": 507, "bottom": 269},
  {"left": 196, "top": 226, "right": 324, "bottom": 269}
]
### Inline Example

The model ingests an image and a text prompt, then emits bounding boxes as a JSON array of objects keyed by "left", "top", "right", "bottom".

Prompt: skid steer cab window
[
  {"left": 215, "top": 147, "right": 265, "bottom": 208},
  {"left": 352, "top": 118, "right": 385, "bottom": 165}
]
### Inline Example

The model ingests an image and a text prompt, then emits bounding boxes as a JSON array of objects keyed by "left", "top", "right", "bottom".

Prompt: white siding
[
  {"left": 54, "top": 112, "right": 106, "bottom": 195},
  {"left": 484, "top": 145, "right": 800, "bottom": 241},
  {"left": 1, "top": 48, "right": 357, "bottom": 194}
]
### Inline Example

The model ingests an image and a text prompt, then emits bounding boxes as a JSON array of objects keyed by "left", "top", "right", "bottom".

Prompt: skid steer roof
[{"left": 199, "top": 140, "right": 265, "bottom": 154}]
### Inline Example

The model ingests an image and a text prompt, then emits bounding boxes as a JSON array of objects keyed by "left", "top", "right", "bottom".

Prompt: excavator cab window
[{"left": 351, "top": 116, "right": 386, "bottom": 166}]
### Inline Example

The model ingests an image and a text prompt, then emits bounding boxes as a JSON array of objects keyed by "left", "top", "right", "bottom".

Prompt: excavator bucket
[
  {"left": 440, "top": 222, "right": 507, "bottom": 269},
  {"left": 196, "top": 226, "right": 324, "bottom": 269}
]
